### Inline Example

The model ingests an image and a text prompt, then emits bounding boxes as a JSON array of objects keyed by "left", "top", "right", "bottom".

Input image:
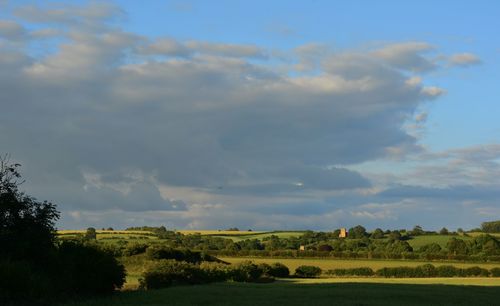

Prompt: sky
[{"left": 1, "top": 0, "right": 499, "bottom": 231}]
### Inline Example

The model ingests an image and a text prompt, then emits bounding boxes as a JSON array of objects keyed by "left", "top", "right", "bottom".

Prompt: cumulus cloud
[
  {"left": 14, "top": 2, "right": 124, "bottom": 25},
  {"left": 185, "top": 41, "right": 267, "bottom": 58},
  {"left": 421, "top": 86, "right": 446, "bottom": 98},
  {"left": 1, "top": 1, "right": 488, "bottom": 230},
  {"left": 0, "top": 20, "right": 27, "bottom": 41},
  {"left": 448, "top": 52, "right": 481, "bottom": 67},
  {"left": 371, "top": 42, "right": 436, "bottom": 72}
]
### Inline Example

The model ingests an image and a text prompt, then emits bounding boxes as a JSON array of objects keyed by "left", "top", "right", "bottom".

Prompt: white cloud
[
  {"left": 448, "top": 53, "right": 481, "bottom": 67},
  {"left": 421, "top": 86, "right": 446, "bottom": 98},
  {"left": 372, "top": 42, "right": 436, "bottom": 72},
  {"left": 0, "top": 20, "right": 26, "bottom": 41}
]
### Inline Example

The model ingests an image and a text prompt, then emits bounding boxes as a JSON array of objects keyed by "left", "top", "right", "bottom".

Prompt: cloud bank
[{"left": 0, "top": 2, "right": 491, "bottom": 230}]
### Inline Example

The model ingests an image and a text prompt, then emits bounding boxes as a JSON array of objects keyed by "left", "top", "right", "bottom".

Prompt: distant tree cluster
[{"left": 481, "top": 220, "right": 500, "bottom": 233}]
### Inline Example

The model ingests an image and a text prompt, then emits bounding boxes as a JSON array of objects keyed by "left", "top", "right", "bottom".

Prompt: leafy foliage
[
  {"left": 0, "top": 156, "right": 126, "bottom": 303},
  {"left": 56, "top": 241, "right": 126, "bottom": 296},
  {"left": 481, "top": 220, "right": 500, "bottom": 233},
  {"left": 295, "top": 265, "right": 322, "bottom": 278}
]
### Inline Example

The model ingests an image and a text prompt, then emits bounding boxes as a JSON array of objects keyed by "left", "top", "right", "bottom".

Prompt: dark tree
[
  {"left": 481, "top": 220, "right": 500, "bottom": 233},
  {"left": 348, "top": 225, "right": 367, "bottom": 239},
  {"left": 388, "top": 230, "right": 402, "bottom": 241},
  {"left": 0, "top": 155, "right": 125, "bottom": 303},
  {"left": 439, "top": 227, "right": 449, "bottom": 235},
  {"left": 0, "top": 155, "right": 59, "bottom": 263},
  {"left": 419, "top": 243, "right": 442, "bottom": 254},
  {"left": 410, "top": 225, "right": 424, "bottom": 236},
  {"left": 85, "top": 227, "right": 97, "bottom": 240},
  {"left": 370, "top": 228, "right": 385, "bottom": 239},
  {"left": 447, "top": 237, "right": 469, "bottom": 255}
]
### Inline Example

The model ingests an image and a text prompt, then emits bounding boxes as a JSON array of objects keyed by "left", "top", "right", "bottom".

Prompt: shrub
[
  {"left": 257, "top": 263, "right": 272, "bottom": 275},
  {"left": 490, "top": 268, "right": 500, "bottom": 277},
  {"left": 123, "top": 243, "right": 149, "bottom": 256},
  {"left": 376, "top": 266, "right": 416, "bottom": 278},
  {"left": 56, "top": 241, "right": 126, "bottom": 296},
  {"left": 146, "top": 245, "right": 221, "bottom": 263},
  {"left": 268, "top": 263, "right": 290, "bottom": 278},
  {"left": 419, "top": 243, "right": 442, "bottom": 254},
  {"left": 295, "top": 265, "right": 322, "bottom": 278},
  {"left": 318, "top": 244, "right": 333, "bottom": 252},
  {"left": 415, "top": 264, "right": 437, "bottom": 277},
  {"left": 140, "top": 260, "right": 270, "bottom": 290},
  {"left": 140, "top": 260, "right": 205, "bottom": 289},
  {"left": 327, "top": 267, "right": 374, "bottom": 277},
  {"left": 436, "top": 265, "right": 461, "bottom": 277},
  {"left": 232, "top": 261, "right": 265, "bottom": 282},
  {"left": 199, "top": 262, "right": 233, "bottom": 282},
  {"left": 462, "top": 266, "right": 489, "bottom": 277},
  {"left": 0, "top": 259, "right": 52, "bottom": 304}
]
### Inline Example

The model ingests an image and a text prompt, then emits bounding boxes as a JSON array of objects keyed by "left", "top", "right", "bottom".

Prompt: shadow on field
[{"left": 61, "top": 281, "right": 500, "bottom": 306}]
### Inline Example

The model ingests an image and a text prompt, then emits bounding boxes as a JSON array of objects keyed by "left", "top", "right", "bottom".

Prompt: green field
[
  {"left": 57, "top": 230, "right": 158, "bottom": 242},
  {"left": 220, "top": 257, "right": 500, "bottom": 272},
  {"left": 60, "top": 282, "right": 500, "bottom": 306},
  {"left": 407, "top": 235, "right": 471, "bottom": 250},
  {"left": 57, "top": 229, "right": 306, "bottom": 243},
  {"left": 211, "top": 231, "right": 306, "bottom": 241}
]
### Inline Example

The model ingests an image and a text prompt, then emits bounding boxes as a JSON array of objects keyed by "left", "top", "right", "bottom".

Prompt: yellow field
[
  {"left": 210, "top": 231, "right": 305, "bottom": 241},
  {"left": 57, "top": 230, "right": 155, "bottom": 235},
  {"left": 220, "top": 257, "right": 500, "bottom": 271},
  {"left": 57, "top": 230, "right": 158, "bottom": 242},
  {"left": 283, "top": 277, "right": 500, "bottom": 286},
  {"left": 176, "top": 230, "right": 266, "bottom": 235},
  {"left": 467, "top": 232, "right": 500, "bottom": 238}
]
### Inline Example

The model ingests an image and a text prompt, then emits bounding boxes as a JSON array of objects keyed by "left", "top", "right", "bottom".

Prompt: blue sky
[{"left": 1, "top": 1, "right": 499, "bottom": 230}]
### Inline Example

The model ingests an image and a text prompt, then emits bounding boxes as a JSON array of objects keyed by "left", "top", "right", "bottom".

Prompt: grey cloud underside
[{"left": 1, "top": 2, "right": 478, "bottom": 229}]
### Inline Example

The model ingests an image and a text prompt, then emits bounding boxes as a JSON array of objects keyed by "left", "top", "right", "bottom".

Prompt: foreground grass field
[
  {"left": 61, "top": 282, "right": 500, "bottom": 306},
  {"left": 220, "top": 257, "right": 500, "bottom": 272}
]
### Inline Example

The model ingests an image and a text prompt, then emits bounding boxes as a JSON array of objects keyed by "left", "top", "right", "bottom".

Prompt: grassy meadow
[
  {"left": 220, "top": 257, "right": 500, "bottom": 272},
  {"left": 60, "top": 282, "right": 500, "bottom": 306},
  {"left": 407, "top": 234, "right": 471, "bottom": 249}
]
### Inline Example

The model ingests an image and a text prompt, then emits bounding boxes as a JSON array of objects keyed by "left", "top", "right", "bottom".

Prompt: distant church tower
[{"left": 339, "top": 228, "right": 347, "bottom": 238}]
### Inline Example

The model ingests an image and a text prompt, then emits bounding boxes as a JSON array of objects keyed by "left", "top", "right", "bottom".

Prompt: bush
[
  {"left": 199, "top": 262, "right": 233, "bottom": 282},
  {"left": 415, "top": 264, "right": 437, "bottom": 277},
  {"left": 327, "top": 267, "right": 374, "bottom": 277},
  {"left": 140, "top": 260, "right": 271, "bottom": 290},
  {"left": 376, "top": 266, "right": 417, "bottom": 278},
  {"left": 462, "top": 266, "right": 489, "bottom": 277},
  {"left": 268, "top": 263, "right": 290, "bottom": 278},
  {"left": 0, "top": 260, "right": 52, "bottom": 304},
  {"left": 146, "top": 245, "right": 221, "bottom": 263},
  {"left": 56, "top": 241, "right": 126, "bottom": 296},
  {"left": 490, "top": 268, "right": 500, "bottom": 277},
  {"left": 232, "top": 261, "right": 265, "bottom": 282},
  {"left": 123, "top": 243, "right": 149, "bottom": 256},
  {"left": 436, "top": 265, "right": 461, "bottom": 277},
  {"left": 295, "top": 265, "right": 322, "bottom": 278},
  {"left": 140, "top": 260, "right": 205, "bottom": 289}
]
